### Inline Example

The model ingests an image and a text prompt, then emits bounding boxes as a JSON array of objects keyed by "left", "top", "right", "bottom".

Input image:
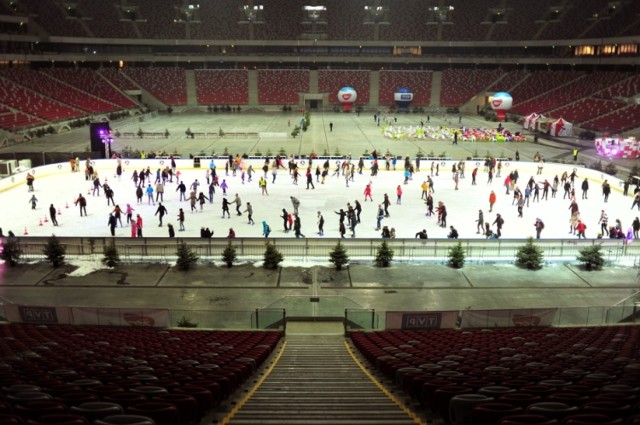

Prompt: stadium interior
[{"left": 1, "top": 1, "right": 640, "bottom": 424}]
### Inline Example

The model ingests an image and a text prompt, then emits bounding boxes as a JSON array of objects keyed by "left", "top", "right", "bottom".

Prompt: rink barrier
[
  {"left": 11, "top": 236, "right": 640, "bottom": 264},
  {"left": 0, "top": 157, "right": 628, "bottom": 195}
]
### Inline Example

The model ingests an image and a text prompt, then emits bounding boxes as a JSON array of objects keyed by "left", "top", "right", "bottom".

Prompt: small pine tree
[
  {"left": 102, "top": 242, "right": 121, "bottom": 268},
  {"left": 515, "top": 237, "right": 544, "bottom": 270},
  {"left": 263, "top": 242, "right": 283, "bottom": 270},
  {"left": 222, "top": 242, "right": 237, "bottom": 268},
  {"left": 329, "top": 241, "right": 349, "bottom": 271},
  {"left": 176, "top": 242, "right": 199, "bottom": 271},
  {"left": 577, "top": 244, "right": 605, "bottom": 271},
  {"left": 0, "top": 237, "right": 21, "bottom": 267},
  {"left": 375, "top": 241, "right": 394, "bottom": 267},
  {"left": 448, "top": 242, "right": 466, "bottom": 269},
  {"left": 43, "top": 235, "right": 66, "bottom": 268}
]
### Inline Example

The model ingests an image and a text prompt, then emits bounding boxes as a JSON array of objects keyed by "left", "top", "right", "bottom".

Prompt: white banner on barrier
[
  {"left": 385, "top": 311, "right": 459, "bottom": 330},
  {"left": 460, "top": 308, "right": 558, "bottom": 328},
  {"left": 72, "top": 307, "right": 170, "bottom": 327}
]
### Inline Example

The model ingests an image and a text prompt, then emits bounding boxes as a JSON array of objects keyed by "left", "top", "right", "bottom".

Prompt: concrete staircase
[{"left": 225, "top": 326, "right": 420, "bottom": 424}]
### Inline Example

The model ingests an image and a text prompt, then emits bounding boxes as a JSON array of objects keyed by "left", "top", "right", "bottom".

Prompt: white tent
[
  {"left": 523, "top": 113, "right": 539, "bottom": 130},
  {"left": 549, "top": 117, "right": 573, "bottom": 137}
]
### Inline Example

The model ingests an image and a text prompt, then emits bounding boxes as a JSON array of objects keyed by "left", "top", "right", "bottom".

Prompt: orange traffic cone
[
  {"left": 65, "top": 202, "right": 69, "bottom": 209},
  {"left": 58, "top": 208, "right": 62, "bottom": 215},
  {"left": 23, "top": 227, "right": 28, "bottom": 235},
  {"left": 38, "top": 219, "right": 43, "bottom": 227},
  {"left": 44, "top": 215, "right": 48, "bottom": 223}
]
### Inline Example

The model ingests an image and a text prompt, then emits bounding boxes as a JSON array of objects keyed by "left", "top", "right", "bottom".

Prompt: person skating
[
  {"left": 221, "top": 197, "right": 231, "bottom": 218},
  {"left": 136, "top": 214, "right": 143, "bottom": 237},
  {"left": 126, "top": 204, "right": 134, "bottom": 225},
  {"left": 472, "top": 168, "right": 478, "bottom": 185},
  {"left": 354, "top": 200, "right": 362, "bottom": 223},
  {"left": 335, "top": 209, "right": 347, "bottom": 226},
  {"left": 489, "top": 191, "right": 496, "bottom": 212},
  {"left": 105, "top": 184, "right": 115, "bottom": 206},
  {"left": 375, "top": 204, "right": 384, "bottom": 230},
  {"left": 534, "top": 218, "right": 544, "bottom": 239},
  {"left": 581, "top": 178, "right": 589, "bottom": 199},
  {"left": 49, "top": 204, "right": 58, "bottom": 226},
  {"left": 306, "top": 168, "right": 315, "bottom": 190},
  {"left": 135, "top": 185, "right": 143, "bottom": 204},
  {"left": 280, "top": 209, "right": 289, "bottom": 232},
  {"left": 227, "top": 228, "right": 236, "bottom": 238},
  {"left": 262, "top": 221, "right": 271, "bottom": 238},
  {"left": 632, "top": 192, "right": 640, "bottom": 210},
  {"left": 517, "top": 196, "right": 525, "bottom": 217},
  {"left": 294, "top": 214, "right": 304, "bottom": 238},
  {"left": 602, "top": 180, "right": 611, "bottom": 202},
  {"left": 476, "top": 210, "right": 484, "bottom": 234},
  {"left": 493, "top": 213, "right": 504, "bottom": 237},
  {"left": 75, "top": 193, "right": 87, "bottom": 217},
  {"left": 633, "top": 217, "right": 640, "bottom": 239},
  {"left": 198, "top": 192, "right": 206, "bottom": 211},
  {"left": 290, "top": 196, "right": 300, "bottom": 214},
  {"left": 363, "top": 183, "right": 373, "bottom": 201},
  {"left": 177, "top": 208, "right": 185, "bottom": 231},
  {"left": 425, "top": 194, "right": 434, "bottom": 217},
  {"left": 575, "top": 220, "right": 587, "bottom": 239},
  {"left": 259, "top": 176, "right": 268, "bottom": 195},
  {"left": 317, "top": 211, "right": 324, "bottom": 236},
  {"left": 232, "top": 194, "right": 242, "bottom": 216},
  {"left": 155, "top": 182, "right": 164, "bottom": 202},
  {"left": 381, "top": 225, "right": 390, "bottom": 238},
  {"left": 167, "top": 223, "right": 175, "bottom": 238},
  {"left": 440, "top": 203, "right": 447, "bottom": 228},
  {"left": 447, "top": 226, "right": 459, "bottom": 239},
  {"left": 383, "top": 194, "right": 391, "bottom": 217},
  {"left": 599, "top": 210, "right": 609, "bottom": 236},
  {"left": 108, "top": 213, "right": 117, "bottom": 236},
  {"left": 29, "top": 194, "right": 38, "bottom": 210},
  {"left": 112, "top": 205, "right": 123, "bottom": 227},
  {"left": 189, "top": 191, "right": 197, "bottom": 212},
  {"left": 245, "top": 202, "right": 255, "bottom": 225},
  {"left": 155, "top": 203, "right": 168, "bottom": 226},
  {"left": 176, "top": 181, "right": 187, "bottom": 201},
  {"left": 26, "top": 172, "right": 35, "bottom": 192},
  {"left": 415, "top": 229, "right": 428, "bottom": 239},
  {"left": 145, "top": 184, "right": 154, "bottom": 205}
]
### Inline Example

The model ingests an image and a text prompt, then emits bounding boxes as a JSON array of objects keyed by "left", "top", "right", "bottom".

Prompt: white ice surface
[{"left": 1, "top": 159, "right": 635, "bottom": 241}]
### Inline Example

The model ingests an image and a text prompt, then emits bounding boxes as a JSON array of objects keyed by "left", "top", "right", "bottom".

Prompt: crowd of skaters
[{"left": 8, "top": 148, "right": 640, "bottom": 241}]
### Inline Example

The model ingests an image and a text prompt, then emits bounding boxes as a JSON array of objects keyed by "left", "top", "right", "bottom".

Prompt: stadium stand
[
  {"left": 0, "top": 112, "right": 43, "bottom": 131},
  {"left": 136, "top": 0, "right": 186, "bottom": 40},
  {"left": 318, "top": 70, "right": 370, "bottom": 105},
  {"left": 21, "top": 0, "right": 87, "bottom": 37},
  {"left": 98, "top": 69, "right": 140, "bottom": 92},
  {"left": 257, "top": 70, "right": 310, "bottom": 105},
  {"left": 123, "top": 68, "right": 187, "bottom": 106},
  {"left": 487, "top": 70, "right": 530, "bottom": 93},
  {"left": 75, "top": 0, "right": 137, "bottom": 39},
  {"left": 490, "top": 0, "right": 556, "bottom": 42},
  {"left": 1, "top": 69, "right": 120, "bottom": 114},
  {"left": 378, "top": 70, "right": 432, "bottom": 107},
  {"left": 0, "top": 76, "right": 83, "bottom": 122},
  {"left": 511, "top": 72, "right": 627, "bottom": 116},
  {"left": 351, "top": 326, "right": 640, "bottom": 424},
  {"left": 508, "top": 72, "right": 584, "bottom": 114},
  {"left": 0, "top": 324, "right": 281, "bottom": 424},
  {"left": 440, "top": 0, "right": 491, "bottom": 41},
  {"left": 43, "top": 68, "right": 136, "bottom": 109},
  {"left": 324, "top": 0, "right": 369, "bottom": 40},
  {"left": 548, "top": 98, "right": 623, "bottom": 124},
  {"left": 537, "top": 0, "right": 601, "bottom": 40},
  {"left": 378, "top": 0, "right": 436, "bottom": 41},
  {"left": 195, "top": 70, "right": 249, "bottom": 105},
  {"left": 582, "top": 104, "right": 640, "bottom": 133},
  {"left": 596, "top": 74, "right": 640, "bottom": 100},
  {"left": 189, "top": 0, "right": 244, "bottom": 40},
  {"left": 440, "top": 69, "right": 502, "bottom": 107},
  {"left": 253, "top": 0, "right": 304, "bottom": 40}
]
